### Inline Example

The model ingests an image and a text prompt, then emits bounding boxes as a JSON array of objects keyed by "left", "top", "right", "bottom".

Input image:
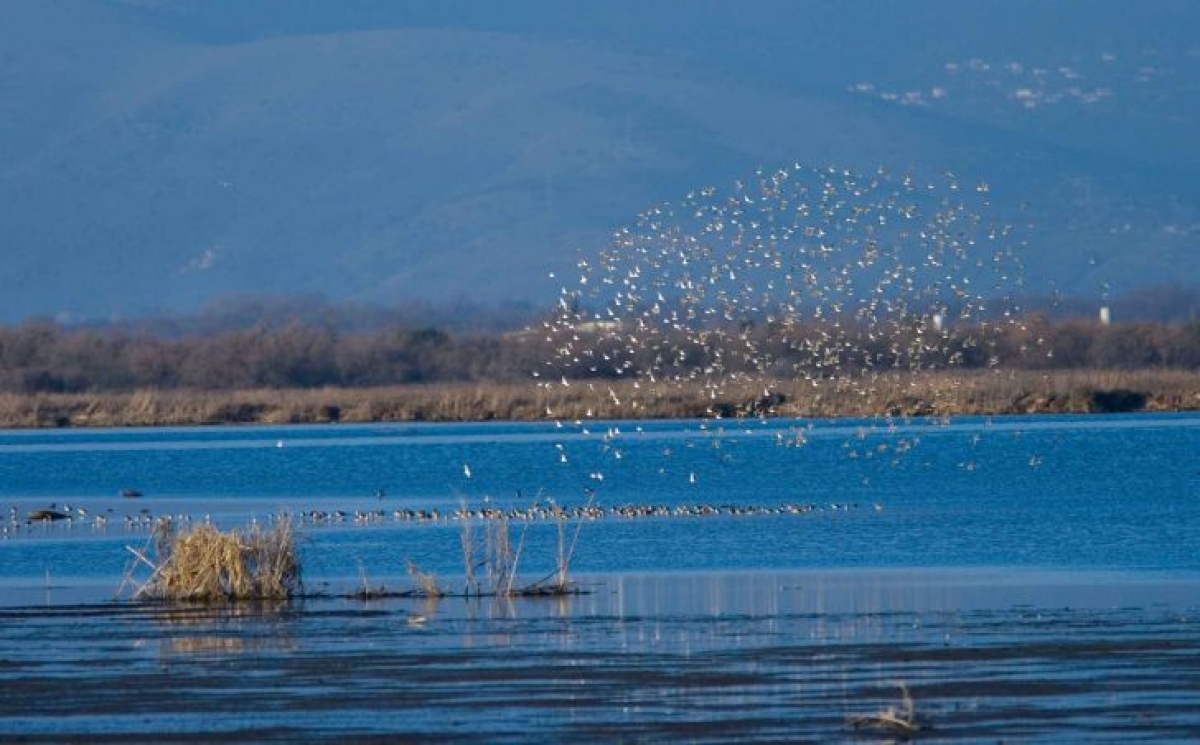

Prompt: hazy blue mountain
[{"left": 1, "top": 0, "right": 1196, "bottom": 322}]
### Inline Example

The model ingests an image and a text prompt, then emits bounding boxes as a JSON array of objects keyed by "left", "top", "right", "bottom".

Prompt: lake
[
  {"left": 3, "top": 413, "right": 1199, "bottom": 588},
  {"left": 2, "top": 413, "right": 1199, "bottom": 739}
]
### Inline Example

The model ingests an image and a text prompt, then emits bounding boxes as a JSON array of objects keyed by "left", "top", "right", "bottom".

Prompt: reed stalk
[
  {"left": 459, "top": 500, "right": 478, "bottom": 595},
  {"left": 405, "top": 559, "right": 444, "bottom": 598},
  {"left": 847, "top": 682, "right": 924, "bottom": 733}
]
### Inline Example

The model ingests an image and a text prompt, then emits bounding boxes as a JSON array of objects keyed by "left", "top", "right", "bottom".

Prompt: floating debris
[{"left": 27, "top": 509, "right": 70, "bottom": 522}]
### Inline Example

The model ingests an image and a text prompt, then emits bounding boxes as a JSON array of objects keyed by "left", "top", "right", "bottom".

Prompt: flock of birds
[
  {"left": 298, "top": 499, "right": 877, "bottom": 525},
  {"left": 850, "top": 49, "right": 1188, "bottom": 113},
  {"left": 532, "top": 162, "right": 1028, "bottom": 481},
  {"left": 3, "top": 496, "right": 881, "bottom": 541},
  {"left": 3, "top": 501, "right": 156, "bottom": 539},
  {"left": 540, "top": 162, "right": 1024, "bottom": 401}
]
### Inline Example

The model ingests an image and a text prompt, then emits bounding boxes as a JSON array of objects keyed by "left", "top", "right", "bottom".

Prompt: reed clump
[
  {"left": 125, "top": 518, "right": 301, "bottom": 603},
  {"left": 458, "top": 492, "right": 590, "bottom": 597},
  {"left": 383, "top": 492, "right": 590, "bottom": 601},
  {"left": 405, "top": 559, "right": 445, "bottom": 598},
  {"left": 847, "top": 682, "right": 925, "bottom": 734}
]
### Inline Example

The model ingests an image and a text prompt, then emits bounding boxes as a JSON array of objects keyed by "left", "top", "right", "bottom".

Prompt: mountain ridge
[{"left": 1, "top": 1, "right": 1196, "bottom": 321}]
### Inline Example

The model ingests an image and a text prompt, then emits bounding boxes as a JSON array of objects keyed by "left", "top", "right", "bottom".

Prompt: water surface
[
  {"left": 2, "top": 413, "right": 1198, "bottom": 591},
  {"left": 2, "top": 414, "right": 1199, "bottom": 739}
]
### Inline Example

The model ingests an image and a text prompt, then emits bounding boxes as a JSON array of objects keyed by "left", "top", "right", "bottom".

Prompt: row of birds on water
[
  {"left": 4, "top": 503, "right": 157, "bottom": 537},
  {"left": 299, "top": 500, "right": 882, "bottom": 525},
  {"left": 2, "top": 498, "right": 883, "bottom": 539}
]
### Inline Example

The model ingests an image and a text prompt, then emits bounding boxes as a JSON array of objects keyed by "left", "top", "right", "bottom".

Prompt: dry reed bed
[
  {"left": 0, "top": 369, "right": 1197, "bottom": 428},
  {"left": 122, "top": 501, "right": 590, "bottom": 605},
  {"left": 359, "top": 493, "right": 593, "bottom": 600},
  {"left": 124, "top": 519, "right": 301, "bottom": 603}
]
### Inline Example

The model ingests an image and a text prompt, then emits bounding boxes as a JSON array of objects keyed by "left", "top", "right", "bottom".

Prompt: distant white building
[
  {"left": 576, "top": 320, "right": 623, "bottom": 334},
  {"left": 1099, "top": 306, "right": 1111, "bottom": 325}
]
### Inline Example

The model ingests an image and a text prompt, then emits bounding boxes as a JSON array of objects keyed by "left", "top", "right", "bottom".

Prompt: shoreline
[{"left": 0, "top": 368, "right": 1197, "bottom": 428}]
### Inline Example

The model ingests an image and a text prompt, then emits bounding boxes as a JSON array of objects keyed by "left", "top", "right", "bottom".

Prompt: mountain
[{"left": 1, "top": 0, "right": 1197, "bottom": 322}]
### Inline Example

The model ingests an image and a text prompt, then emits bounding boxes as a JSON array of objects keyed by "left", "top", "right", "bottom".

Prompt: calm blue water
[{"left": 2, "top": 413, "right": 1199, "bottom": 596}]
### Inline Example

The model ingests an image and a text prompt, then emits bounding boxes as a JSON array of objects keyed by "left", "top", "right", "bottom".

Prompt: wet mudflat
[{"left": 2, "top": 571, "right": 1199, "bottom": 742}]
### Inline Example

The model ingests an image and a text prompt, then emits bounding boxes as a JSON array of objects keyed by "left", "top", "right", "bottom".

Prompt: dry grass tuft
[
  {"left": 847, "top": 682, "right": 924, "bottom": 735},
  {"left": 450, "top": 490, "right": 584, "bottom": 597},
  {"left": 405, "top": 559, "right": 444, "bottom": 598},
  {"left": 124, "top": 518, "right": 301, "bottom": 603},
  {"left": 348, "top": 561, "right": 389, "bottom": 600},
  {"left": 519, "top": 490, "right": 595, "bottom": 596}
]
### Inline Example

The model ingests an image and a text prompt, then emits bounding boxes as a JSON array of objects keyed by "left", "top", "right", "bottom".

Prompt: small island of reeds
[{"left": 121, "top": 492, "right": 595, "bottom": 605}]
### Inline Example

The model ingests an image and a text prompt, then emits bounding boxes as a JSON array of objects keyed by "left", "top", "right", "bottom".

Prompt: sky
[{"left": 0, "top": 0, "right": 1197, "bottom": 322}]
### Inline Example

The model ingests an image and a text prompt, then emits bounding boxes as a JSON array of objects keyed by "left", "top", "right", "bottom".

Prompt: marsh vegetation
[
  {"left": 123, "top": 518, "right": 301, "bottom": 603},
  {"left": 0, "top": 368, "right": 1194, "bottom": 428}
]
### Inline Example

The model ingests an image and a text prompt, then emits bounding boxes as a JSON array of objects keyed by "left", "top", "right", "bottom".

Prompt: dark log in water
[{"left": 26, "top": 509, "right": 69, "bottom": 522}]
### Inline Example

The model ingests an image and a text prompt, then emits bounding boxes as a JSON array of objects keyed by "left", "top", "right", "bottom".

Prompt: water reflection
[
  {"left": 147, "top": 602, "right": 299, "bottom": 659},
  {"left": 2, "top": 570, "right": 1199, "bottom": 740},
  {"left": 602, "top": 569, "right": 1200, "bottom": 617}
]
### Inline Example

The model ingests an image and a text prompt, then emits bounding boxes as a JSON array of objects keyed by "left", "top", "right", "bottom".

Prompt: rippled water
[
  {"left": 2, "top": 414, "right": 1199, "bottom": 739},
  {"left": 2, "top": 571, "right": 1199, "bottom": 740}
]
